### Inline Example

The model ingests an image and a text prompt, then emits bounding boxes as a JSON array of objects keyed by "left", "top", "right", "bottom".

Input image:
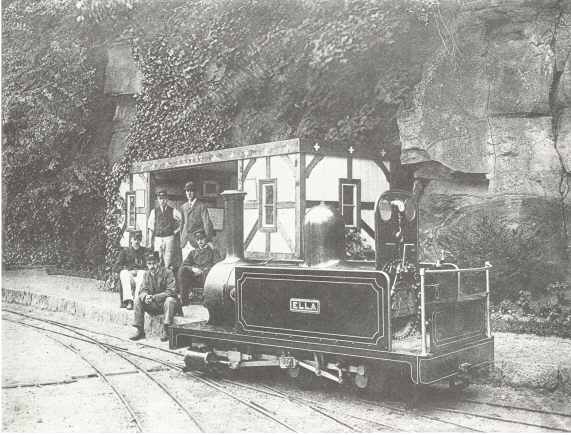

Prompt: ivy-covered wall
[
  {"left": 2, "top": 1, "right": 113, "bottom": 272},
  {"left": 100, "top": 0, "right": 439, "bottom": 275}
]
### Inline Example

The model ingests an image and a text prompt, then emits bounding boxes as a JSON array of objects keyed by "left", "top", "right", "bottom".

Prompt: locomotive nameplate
[
  {"left": 235, "top": 266, "right": 391, "bottom": 349},
  {"left": 289, "top": 298, "right": 320, "bottom": 314}
]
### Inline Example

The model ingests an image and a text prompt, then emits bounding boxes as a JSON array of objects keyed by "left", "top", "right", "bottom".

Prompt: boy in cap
[
  {"left": 147, "top": 190, "right": 182, "bottom": 270},
  {"left": 130, "top": 251, "right": 180, "bottom": 342},
  {"left": 112, "top": 230, "right": 149, "bottom": 310},
  {"left": 177, "top": 228, "right": 220, "bottom": 305},
  {"left": 180, "top": 181, "right": 214, "bottom": 262}
]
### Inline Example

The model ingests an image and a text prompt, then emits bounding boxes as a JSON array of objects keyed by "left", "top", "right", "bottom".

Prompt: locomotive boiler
[{"left": 170, "top": 189, "right": 494, "bottom": 393}]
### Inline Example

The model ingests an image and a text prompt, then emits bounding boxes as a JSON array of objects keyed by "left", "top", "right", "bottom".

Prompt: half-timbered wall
[
  {"left": 121, "top": 139, "right": 391, "bottom": 259},
  {"left": 241, "top": 154, "right": 298, "bottom": 259},
  {"left": 304, "top": 153, "right": 389, "bottom": 247}
]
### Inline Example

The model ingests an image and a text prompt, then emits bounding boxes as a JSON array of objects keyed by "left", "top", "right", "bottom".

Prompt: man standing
[
  {"left": 177, "top": 229, "right": 220, "bottom": 305},
  {"left": 130, "top": 252, "right": 179, "bottom": 342},
  {"left": 180, "top": 181, "right": 214, "bottom": 261},
  {"left": 113, "top": 230, "right": 148, "bottom": 310},
  {"left": 147, "top": 190, "right": 182, "bottom": 270}
]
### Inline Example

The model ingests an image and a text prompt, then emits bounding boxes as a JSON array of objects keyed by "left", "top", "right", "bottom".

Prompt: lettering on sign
[{"left": 289, "top": 298, "right": 320, "bottom": 314}]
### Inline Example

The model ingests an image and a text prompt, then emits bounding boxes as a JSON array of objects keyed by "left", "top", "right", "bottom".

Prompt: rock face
[{"left": 398, "top": 0, "right": 570, "bottom": 294}]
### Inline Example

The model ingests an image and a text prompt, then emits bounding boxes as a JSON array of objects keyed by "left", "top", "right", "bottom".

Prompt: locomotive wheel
[
  {"left": 353, "top": 372, "right": 369, "bottom": 389},
  {"left": 449, "top": 376, "right": 469, "bottom": 391},
  {"left": 286, "top": 366, "right": 316, "bottom": 389}
]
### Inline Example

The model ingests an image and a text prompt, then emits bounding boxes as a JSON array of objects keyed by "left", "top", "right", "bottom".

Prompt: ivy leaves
[{"left": 2, "top": 0, "right": 109, "bottom": 270}]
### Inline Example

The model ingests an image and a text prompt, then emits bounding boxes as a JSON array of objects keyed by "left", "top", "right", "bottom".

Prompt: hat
[
  {"left": 131, "top": 230, "right": 143, "bottom": 241},
  {"left": 193, "top": 228, "right": 206, "bottom": 239},
  {"left": 157, "top": 190, "right": 168, "bottom": 198},
  {"left": 184, "top": 181, "right": 197, "bottom": 191},
  {"left": 145, "top": 251, "right": 158, "bottom": 262}
]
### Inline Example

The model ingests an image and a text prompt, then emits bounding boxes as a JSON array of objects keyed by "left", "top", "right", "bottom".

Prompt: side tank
[{"left": 203, "top": 190, "right": 251, "bottom": 325}]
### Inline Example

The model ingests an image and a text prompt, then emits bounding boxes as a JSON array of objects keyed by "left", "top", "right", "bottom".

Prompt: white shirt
[{"left": 147, "top": 206, "right": 182, "bottom": 235}]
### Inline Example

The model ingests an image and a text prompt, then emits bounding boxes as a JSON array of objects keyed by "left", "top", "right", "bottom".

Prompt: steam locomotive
[{"left": 169, "top": 189, "right": 494, "bottom": 394}]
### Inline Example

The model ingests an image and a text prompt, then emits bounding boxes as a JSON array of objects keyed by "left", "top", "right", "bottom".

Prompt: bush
[
  {"left": 492, "top": 281, "right": 571, "bottom": 338},
  {"left": 451, "top": 216, "right": 566, "bottom": 303},
  {"left": 345, "top": 228, "right": 375, "bottom": 260}
]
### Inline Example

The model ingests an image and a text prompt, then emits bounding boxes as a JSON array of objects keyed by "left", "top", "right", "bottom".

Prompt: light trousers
[
  {"left": 153, "top": 234, "right": 178, "bottom": 269},
  {"left": 119, "top": 269, "right": 145, "bottom": 303}
]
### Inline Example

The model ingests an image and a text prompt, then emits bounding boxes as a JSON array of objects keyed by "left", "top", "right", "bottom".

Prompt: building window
[
  {"left": 202, "top": 180, "right": 220, "bottom": 197},
  {"left": 126, "top": 191, "right": 136, "bottom": 230},
  {"left": 339, "top": 179, "right": 360, "bottom": 228},
  {"left": 259, "top": 179, "right": 277, "bottom": 232}
]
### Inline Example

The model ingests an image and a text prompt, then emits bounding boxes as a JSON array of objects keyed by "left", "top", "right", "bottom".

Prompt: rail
[{"left": 419, "top": 262, "right": 492, "bottom": 356}]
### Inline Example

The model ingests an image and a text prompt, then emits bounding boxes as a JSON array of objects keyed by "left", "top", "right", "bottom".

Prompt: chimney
[{"left": 221, "top": 190, "right": 247, "bottom": 262}]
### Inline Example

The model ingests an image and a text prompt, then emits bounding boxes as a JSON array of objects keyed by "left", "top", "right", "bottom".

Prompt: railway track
[
  {"left": 3, "top": 314, "right": 363, "bottom": 432},
  {"left": 231, "top": 380, "right": 482, "bottom": 432},
  {"left": 356, "top": 394, "right": 571, "bottom": 432},
  {"left": 222, "top": 379, "right": 405, "bottom": 431},
  {"left": 3, "top": 316, "right": 205, "bottom": 432},
  {"left": 4, "top": 307, "right": 570, "bottom": 432},
  {"left": 3, "top": 308, "right": 374, "bottom": 431},
  {"left": 3, "top": 311, "right": 359, "bottom": 432}
]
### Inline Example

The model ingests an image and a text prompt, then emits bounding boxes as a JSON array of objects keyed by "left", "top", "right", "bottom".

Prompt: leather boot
[
  {"left": 160, "top": 324, "right": 169, "bottom": 342},
  {"left": 129, "top": 327, "right": 145, "bottom": 341}
]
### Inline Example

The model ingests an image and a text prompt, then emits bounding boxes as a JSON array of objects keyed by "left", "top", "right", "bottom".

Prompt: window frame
[
  {"left": 338, "top": 178, "right": 361, "bottom": 229},
  {"left": 258, "top": 178, "right": 277, "bottom": 232},
  {"left": 125, "top": 191, "right": 137, "bottom": 231},
  {"left": 202, "top": 180, "right": 220, "bottom": 198}
]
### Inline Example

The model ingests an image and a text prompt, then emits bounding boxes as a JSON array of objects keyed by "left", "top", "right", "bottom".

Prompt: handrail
[
  {"left": 423, "top": 263, "right": 492, "bottom": 274},
  {"left": 419, "top": 261, "right": 493, "bottom": 355}
]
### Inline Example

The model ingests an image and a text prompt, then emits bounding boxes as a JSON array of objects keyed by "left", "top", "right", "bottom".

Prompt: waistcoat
[{"left": 154, "top": 206, "right": 176, "bottom": 237}]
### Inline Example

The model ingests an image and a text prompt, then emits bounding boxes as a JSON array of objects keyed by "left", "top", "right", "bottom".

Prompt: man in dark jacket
[
  {"left": 177, "top": 229, "right": 220, "bottom": 305},
  {"left": 113, "top": 230, "right": 148, "bottom": 310},
  {"left": 130, "top": 252, "right": 180, "bottom": 342},
  {"left": 180, "top": 181, "right": 214, "bottom": 261}
]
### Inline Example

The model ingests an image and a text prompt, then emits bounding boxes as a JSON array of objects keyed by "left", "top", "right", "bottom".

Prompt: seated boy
[
  {"left": 130, "top": 252, "right": 180, "bottom": 342},
  {"left": 177, "top": 229, "right": 220, "bottom": 305},
  {"left": 113, "top": 230, "right": 149, "bottom": 310}
]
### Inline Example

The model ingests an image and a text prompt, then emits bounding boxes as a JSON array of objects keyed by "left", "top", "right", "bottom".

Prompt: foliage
[
  {"left": 2, "top": 0, "right": 446, "bottom": 272},
  {"left": 2, "top": 0, "right": 112, "bottom": 271},
  {"left": 492, "top": 281, "right": 571, "bottom": 338},
  {"left": 105, "top": 0, "right": 442, "bottom": 269},
  {"left": 345, "top": 228, "right": 375, "bottom": 260},
  {"left": 115, "top": 0, "right": 441, "bottom": 162},
  {"left": 446, "top": 215, "right": 566, "bottom": 303}
]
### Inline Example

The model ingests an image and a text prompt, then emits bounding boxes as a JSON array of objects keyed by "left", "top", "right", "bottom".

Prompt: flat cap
[
  {"left": 184, "top": 181, "right": 197, "bottom": 191},
  {"left": 157, "top": 190, "right": 168, "bottom": 198},
  {"left": 193, "top": 228, "right": 206, "bottom": 239}
]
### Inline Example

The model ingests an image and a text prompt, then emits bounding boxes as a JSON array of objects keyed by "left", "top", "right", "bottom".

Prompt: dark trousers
[
  {"left": 177, "top": 266, "right": 204, "bottom": 302},
  {"left": 132, "top": 295, "right": 179, "bottom": 329}
]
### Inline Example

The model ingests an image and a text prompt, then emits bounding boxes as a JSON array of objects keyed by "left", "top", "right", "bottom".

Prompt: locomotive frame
[{"left": 168, "top": 188, "right": 494, "bottom": 391}]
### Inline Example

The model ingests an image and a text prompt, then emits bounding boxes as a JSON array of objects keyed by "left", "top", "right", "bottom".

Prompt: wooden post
[
  {"left": 297, "top": 152, "right": 306, "bottom": 259},
  {"left": 420, "top": 268, "right": 427, "bottom": 356}
]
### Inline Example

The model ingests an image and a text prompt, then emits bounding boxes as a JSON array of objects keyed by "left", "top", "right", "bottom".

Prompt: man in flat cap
[
  {"left": 177, "top": 228, "right": 220, "bottom": 305},
  {"left": 113, "top": 230, "right": 149, "bottom": 310},
  {"left": 147, "top": 190, "right": 182, "bottom": 271},
  {"left": 130, "top": 251, "right": 179, "bottom": 342},
  {"left": 180, "top": 181, "right": 214, "bottom": 262}
]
